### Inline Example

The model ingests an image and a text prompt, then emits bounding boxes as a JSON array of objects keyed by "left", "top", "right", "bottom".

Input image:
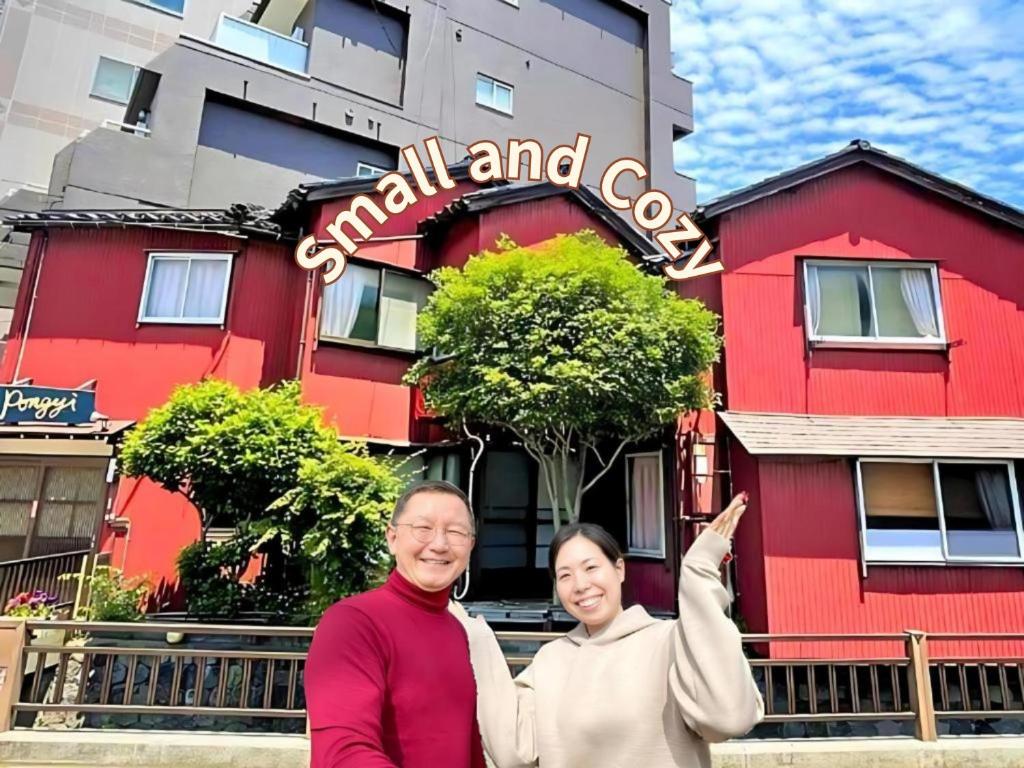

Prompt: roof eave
[{"left": 696, "top": 140, "right": 1024, "bottom": 234}]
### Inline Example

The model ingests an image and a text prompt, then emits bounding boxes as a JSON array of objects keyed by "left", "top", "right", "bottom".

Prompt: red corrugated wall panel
[
  {"left": 720, "top": 164, "right": 1024, "bottom": 417},
  {"left": 476, "top": 196, "right": 627, "bottom": 255},
  {"left": 0, "top": 228, "right": 306, "bottom": 589},
  {"left": 623, "top": 560, "right": 675, "bottom": 613},
  {"left": 718, "top": 163, "right": 1024, "bottom": 658},
  {"left": 728, "top": 441, "right": 768, "bottom": 635},
  {"left": 760, "top": 457, "right": 1024, "bottom": 658}
]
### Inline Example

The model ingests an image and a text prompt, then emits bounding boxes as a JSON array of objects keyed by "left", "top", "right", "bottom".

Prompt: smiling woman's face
[{"left": 554, "top": 534, "right": 625, "bottom": 633}]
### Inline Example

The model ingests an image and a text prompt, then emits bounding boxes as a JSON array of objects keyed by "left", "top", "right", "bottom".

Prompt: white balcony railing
[
  {"left": 211, "top": 13, "right": 308, "bottom": 74},
  {"left": 102, "top": 119, "right": 151, "bottom": 137}
]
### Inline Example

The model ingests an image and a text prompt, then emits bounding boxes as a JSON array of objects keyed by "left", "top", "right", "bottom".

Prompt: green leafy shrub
[
  {"left": 176, "top": 535, "right": 257, "bottom": 619},
  {"left": 73, "top": 567, "right": 149, "bottom": 622}
]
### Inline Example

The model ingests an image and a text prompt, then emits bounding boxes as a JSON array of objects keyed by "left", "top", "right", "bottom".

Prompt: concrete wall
[
  {"left": 309, "top": 0, "right": 407, "bottom": 106},
  {"left": 45, "top": 0, "right": 694, "bottom": 213},
  {"left": 0, "top": 0, "right": 189, "bottom": 192},
  {"left": 3, "top": 731, "right": 1024, "bottom": 768}
]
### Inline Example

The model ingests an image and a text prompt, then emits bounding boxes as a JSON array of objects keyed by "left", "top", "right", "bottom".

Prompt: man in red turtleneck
[{"left": 305, "top": 480, "right": 486, "bottom": 768}]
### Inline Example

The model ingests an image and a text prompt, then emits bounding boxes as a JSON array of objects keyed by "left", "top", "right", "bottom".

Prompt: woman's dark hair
[{"left": 547, "top": 522, "right": 623, "bottom": 578}]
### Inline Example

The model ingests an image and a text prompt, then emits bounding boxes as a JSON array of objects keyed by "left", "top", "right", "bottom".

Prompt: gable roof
[
  {"left": 270, "top": 158, "right": 502, "bottom": 230},
  {"left": 4, "top": 204, "right": 287, "bottom": 238},
  {"left": 418, "top": 182, "right": 663, "bottom": 264},
  {"left": 696, "top": 139, "right": 1024, "bottom": 233}
]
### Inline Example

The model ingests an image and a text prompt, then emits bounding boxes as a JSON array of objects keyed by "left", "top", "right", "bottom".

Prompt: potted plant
[{"left": 3, "top": 590, "right": 64, "bottom": 675}]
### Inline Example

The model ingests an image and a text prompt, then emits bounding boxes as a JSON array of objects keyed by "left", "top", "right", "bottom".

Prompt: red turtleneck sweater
[{"left": 306, "top": 570, "right": 486, "bottom": 768}]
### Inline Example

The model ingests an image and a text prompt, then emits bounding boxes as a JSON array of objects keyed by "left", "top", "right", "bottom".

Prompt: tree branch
[
  {"left": 580, "top": 438, "right": 631, "bottom": 495},
  {"left": 573, "top": 447, "right": 587, "bottom": 520}
]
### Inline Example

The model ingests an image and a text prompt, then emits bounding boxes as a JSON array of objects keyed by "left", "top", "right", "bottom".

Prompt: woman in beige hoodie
[{"left": 455, "top": 493, "right": 763, "bottom": 768}]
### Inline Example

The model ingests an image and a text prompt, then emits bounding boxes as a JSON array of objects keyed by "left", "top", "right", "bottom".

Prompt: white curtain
[
  {"left": 144, "top": 259, "right": 188, "bottom": 318},
  {"left": 806, "top": 265, "right": 822, "bottom": 335},
  {"left": 322, "top": 264, "right": 374, "bottom": 339},
  {"left": 815, "top": 266, "right": 869, "bottom": 336},
  {"left": 630, "top": 455, "right": 662, "bottom": 552},
  {"left": 899, "top": 269, "right": 939, "bottom": 337},
  {"left": 378, "top": 272, "right": 430, "bottom": 350},
  {"left": 182, "top": 259, "right": 228, "bottom": 319},
  {"left": 975, "top": 468, "right": 1014, "bottom": 530}
]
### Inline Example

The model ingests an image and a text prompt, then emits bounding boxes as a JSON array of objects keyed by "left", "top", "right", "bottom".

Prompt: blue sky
[{"left": 669, "top": 0, "right": 1024, "bottom": 208}]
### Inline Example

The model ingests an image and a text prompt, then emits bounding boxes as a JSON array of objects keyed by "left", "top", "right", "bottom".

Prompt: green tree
[
  {"left": 268, "top": 442, "right": 402, "bottom": 616},
  {"left": 121, "top": 379, "right": 401, "bottom": 620},
  {"left": 405, "top": 231, "right": 720, "bottom": 531},
  {"left": 120, "top": 380, "right": 337, "bottom": 540}
]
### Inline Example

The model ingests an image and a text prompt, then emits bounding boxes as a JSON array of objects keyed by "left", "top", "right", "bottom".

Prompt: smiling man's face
[{"left": 386, "top": 490, "right": 475, "bottom": 592}]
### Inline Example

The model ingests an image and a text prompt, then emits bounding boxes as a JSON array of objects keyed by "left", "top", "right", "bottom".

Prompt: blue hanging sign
[{"left": 0, "top": 386, "right": 96, "bottom": 425}]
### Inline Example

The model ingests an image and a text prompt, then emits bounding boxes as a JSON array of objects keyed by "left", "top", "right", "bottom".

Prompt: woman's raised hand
[{"left": 707, "top": 492, "right": 748, "bottom": 542}]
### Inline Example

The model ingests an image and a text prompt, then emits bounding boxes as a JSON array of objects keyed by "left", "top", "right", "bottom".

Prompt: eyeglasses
[{"left": 393, "top": 523, "right": 474, "bottom": 548}]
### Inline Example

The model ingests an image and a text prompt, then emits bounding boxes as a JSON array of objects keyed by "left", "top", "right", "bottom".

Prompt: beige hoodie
[{"left": 456, "top": 529, "right": 764, "bottom": 768}]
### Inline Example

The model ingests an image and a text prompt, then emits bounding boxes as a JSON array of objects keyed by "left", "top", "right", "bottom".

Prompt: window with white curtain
[
  {"left": 803, "top": 260, "right": 945, "bottom": 346},
  {"left": 138, "top": 253, "right": 232, "bottom": 324},
  {"left": 626, "top": 452, "right": 665, "bottom": 557},
  {"left": 320, "top": 265, "right": 431, "bottom": 351},
  {"left": 857, "top": 459, "right": 1024, "bottom": 564}
]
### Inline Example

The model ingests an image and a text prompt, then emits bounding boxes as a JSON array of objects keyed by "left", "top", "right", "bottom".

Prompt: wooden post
[
  {"left": 72, "top": 553, "right": 89, "bottom": 619},
  {"left": 0, "top": 619, "right": 27, "bottom": 732},
  {"left": 905, "top": 630, "right": 937, "bottom": 741}
]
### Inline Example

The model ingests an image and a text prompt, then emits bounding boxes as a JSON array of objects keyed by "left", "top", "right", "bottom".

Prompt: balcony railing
[
  {"left": 0, "top": 550, "right": 91, "bottom": 609},
  {"left": 3, "top": 622, "right": 1023, "bottom": 737},
  {"left": 211, "top": 14, "right": 308, "bottom": 74}
]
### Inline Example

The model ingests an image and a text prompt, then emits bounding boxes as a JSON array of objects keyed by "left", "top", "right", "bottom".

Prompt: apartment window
[
  {"left": 320, "top": 264, "right": 431, "bottom": 351},
  {"left": 857, "top": 459, "right": 1024, "bottom": 564},
  {"left": 139, "top": 253, "right": 233, "bottom": 324},
  {"left": 475, "top": 74, "right": 514, "bottom": 115},
  {"left": 128, "top": 0, "right": 186, "bottom": 15},
  {"left": 626, "top": 452, "right": 665, "bottom": 557},
  {"left": 91, "top": 57, "right": 139, "bottom": 105},
  {"left": 803, "top": 260, "right": 945, "bottom": 347},
  {"left": 356, "top": 163, "right": 388, "bottom": 178}
]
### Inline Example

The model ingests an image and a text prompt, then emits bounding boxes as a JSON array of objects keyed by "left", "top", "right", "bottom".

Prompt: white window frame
[
  {"left": 90, "top": 56, "right": 140, "bottom": 106},
  {"left": 475, "top": 74, "right": 514, "bottom": 116},
  {"left": 137, "top": 252, "right": 234, "bottom": 325},
  {"left": 802, "top": 259, "right": 947, "bottom": 350},
  {"left": 855, "top": 457, "right": 1024, "bottom": 569},
  {"left": 625, "top": 450, "right": 666, "bottom": 558},
  {"left": 356, "top": 162, "right": 388, "bottom": 178},
  {"left": 318, "top": 265, "right": 431, "bottom": 352}
]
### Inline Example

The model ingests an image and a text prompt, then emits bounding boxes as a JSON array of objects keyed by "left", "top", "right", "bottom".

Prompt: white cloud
[{"left": 671, "top": 0, "right": 1024, "bottom": 208}]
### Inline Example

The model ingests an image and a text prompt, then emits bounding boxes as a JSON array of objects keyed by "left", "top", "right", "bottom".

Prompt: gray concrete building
[{"left": 0, "top": 0, "right": 695, "bottom": 346}]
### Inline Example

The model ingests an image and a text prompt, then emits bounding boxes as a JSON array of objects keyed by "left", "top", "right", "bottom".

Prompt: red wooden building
[
  {"left": 678, "top": 140, "right": 1024, "bottom": 657},
  {"left": 0, "top": 166, "right": 687, "bottom": 615}
]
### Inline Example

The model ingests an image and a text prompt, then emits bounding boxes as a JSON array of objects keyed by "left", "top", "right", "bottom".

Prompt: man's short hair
[{"left": 391, "top": 480, "right": 475, "bottom": 530}]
